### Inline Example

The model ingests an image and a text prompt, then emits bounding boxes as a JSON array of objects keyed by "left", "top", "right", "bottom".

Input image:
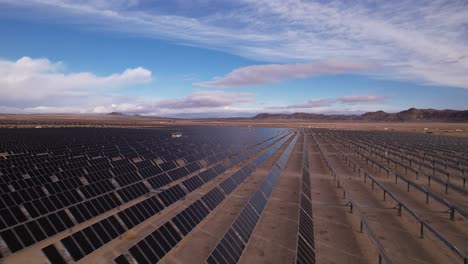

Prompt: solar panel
[
  {"left": 182, "top": 175, "right": 204, "bottom": 192},
  {"left": 199, "top": 169, "right": 217, "bottom": 183},
  {"left": 296, "top": 134, "right": 315, "bottom": 264},
  {"left": 42, "top": 244, "right": 66, "bottom": 264},
  {"left": 201, "top": 187, "right": 225, "bottom": 211},
  {"left": 219, "top": 178, "right": 237, "bottom": 195},
  {"left": 207, "top": 133, "right": 299, "bottom": 263},
  {"left": 1, "top": 229, "right": 23, "bottom": 252},
  {"left": 0, "top": 127, "right": 296, "bottom": 262},
  {"left": 158, "top": 185, "right": 186, "bottom": 206},
  {"left": 61, "top": 236, "right": 84, "bottom": 261}
]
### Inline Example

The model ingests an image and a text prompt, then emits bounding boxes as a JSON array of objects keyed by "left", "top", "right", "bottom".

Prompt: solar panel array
[
  {"left": 295, "top": 133, "right": 315, "bottom": 264},
  {"left": 113, "top": 131, "right": 295, "bottom": 263},
  {"left": 0, "top": 127, "right": 290, "bottom": 262},
  {"left": 206, "top": 132, "right": 300, "bottom": 264}
]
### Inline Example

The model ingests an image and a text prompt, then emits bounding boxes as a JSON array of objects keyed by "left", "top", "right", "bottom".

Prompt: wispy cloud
[
  {"left": 0, "top": 56, "right": 152, "bottom": 101},
  {"left": 0, "top": 88, "right": 257, "bottom": 117},
  {"left": 1, "top": 0, "right": 467, "bottom": 88},
  {"left": 338, "top": 95, "right": 386, "bottom": 103},
  {"left": 270, "top": 94, "right": 387, "bottom": 110},
  {"left": 83, "top": 90, "right": 255, "bottom": 116},
  {"left": 284, "top": 98, "right": 338, "bottom": 109},
  {"left": 156, "top": 90, "right": 254, "bottom": 109},
  {"left": 195, "top": 61, "right": 373, "bottom": 88}
]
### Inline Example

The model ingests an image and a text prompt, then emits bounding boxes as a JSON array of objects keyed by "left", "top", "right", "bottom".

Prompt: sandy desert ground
[{"left": 0, "top": 114, "right": 467, "bottom": 138}]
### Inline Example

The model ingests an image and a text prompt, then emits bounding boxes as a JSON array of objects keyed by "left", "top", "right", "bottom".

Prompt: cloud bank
[
  {"left": 1, "top": 0, "right": 468, "bottom": 88},
  {"left": 0, "top": 56, "right": 152, "bottom": 101}
]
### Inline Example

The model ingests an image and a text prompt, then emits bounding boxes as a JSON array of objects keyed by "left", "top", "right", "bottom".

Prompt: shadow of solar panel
[
  {"left": 42, "top": 244, "right": 66, "bottom": 264},
  {"left": 220, "top": 178, "right": 237, "bottom": 195}
]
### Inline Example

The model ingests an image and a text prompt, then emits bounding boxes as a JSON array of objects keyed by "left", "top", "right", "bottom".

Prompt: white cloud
[
  {"left": 195, "top": 61, "right": 373, "bottom": 88},
  {"left": 0, "top": 56, "right": 152, "bottom": 101}
]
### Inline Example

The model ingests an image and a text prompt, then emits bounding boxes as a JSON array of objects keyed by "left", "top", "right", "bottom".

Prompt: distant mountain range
[{"left": 253, "top": 108, "right": 468, "bottom": 122}]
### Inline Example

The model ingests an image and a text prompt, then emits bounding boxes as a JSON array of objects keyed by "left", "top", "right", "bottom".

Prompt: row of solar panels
[
  {"left": 328, "top": 131, "right": 467, "bottom": 175},
  {"left": 39, "top": 130, "right": 292, "bottom": 263},
  {"left": 295, "top": 133, "right": 315, "bottom": 264},
  {"left": 0, "top": 141, "right": 220, "bottom": 186},
  {"left": 112, "top": 132, "right": 294, "bottom": 264},
  {"left": 0, "top": 128, "right": 289, "bottom": 260},
  {"left": 0, "top": 129, "right": 228, "bottom": 176},
  {"left": 324, "top": 129, "right": 468, "bottom": 167},
  {"left": 207, "top": 133, "right": 299, "bottom": 264},
  {"left": 0, "top": 147, "right": 230, "bottom": 231},
  {"left": 0, "top": 148, "right": 232, "bottom": 254}
]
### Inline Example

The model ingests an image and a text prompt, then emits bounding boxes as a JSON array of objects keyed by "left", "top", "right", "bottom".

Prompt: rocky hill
[{"left": 253, "top": 108, "right": 468, "bottom": 122}]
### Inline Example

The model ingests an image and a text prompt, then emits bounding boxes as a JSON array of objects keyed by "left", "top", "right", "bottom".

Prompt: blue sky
[{"left": 0, "top": 0, "right": 467, "bottom": 117}]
